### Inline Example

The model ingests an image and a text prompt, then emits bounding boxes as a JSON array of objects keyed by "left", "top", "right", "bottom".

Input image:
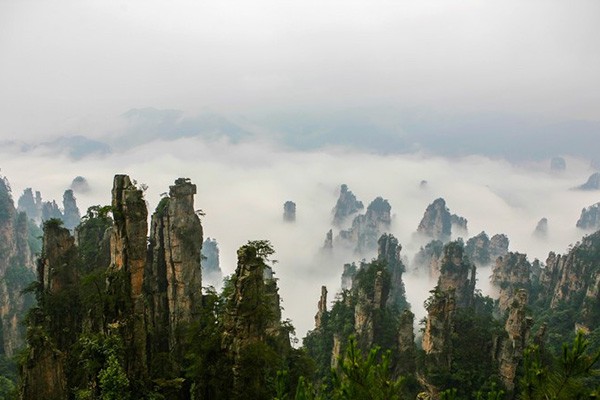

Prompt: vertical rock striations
[
  {"left": 147, "top": 178, "right": 203, "bottom": 376},
  {"left": 339, "top": 197, "right": 391, "bottom": 254},
  {"left": 417, "top": 198, "right": 452, "bottom": 242},
  {"left": 21, "top": 222, "right": 80, "bottom": 400},
  {"left": 491, "top": 253, "right": 532, "bottom": 314},
  {"left": 498, "top": 290, "right": 532, "bottom": 392},
  {"left": 314, "top": 286, "right": 328, "bottom": 330},
  {"left": 108, "top": 174, "right": 149, "bottom": 379},
  {"left": 0, "top": 177, "right": 36, "bottom": 358},
  {"left": 377, "top": 233, "right": 408, "bottom": 310}
]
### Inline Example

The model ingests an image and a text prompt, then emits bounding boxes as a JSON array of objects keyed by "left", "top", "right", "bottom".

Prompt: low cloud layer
[{"left": 1, "top": 138, "right": 598, "bottom": 339}]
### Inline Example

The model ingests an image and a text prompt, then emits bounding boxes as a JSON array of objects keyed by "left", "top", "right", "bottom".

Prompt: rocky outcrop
[
  {"left": 437, "top": 241, "right": 476, "bottom": 309},
  {"left": 147, "top": 178, "right": 203, "bottom": 372},
  {"left": 202, "top": 237, "right": 223, "bottom": 286},
  {"left": 577, "top": 202, "right": 600, "bottom": 231},
  {"left": 417, "top": 198, "right": 452, "bottom": 242},
  {"left": 550, "top": 156, "right": 566, "bottom": 172},
  {"left": 422, "top": 288, "right": 455, "bottom": 369},
  {"left": 223, "top": 241, "right": 290, "bottom": 398},
  {"left": 0, "top": 177, "right": 36, "bottom": 358},
  {"left": 108, "top": 174, "right": 149, "bottom": 379},
  {"left": 575, "top": 172, "right": 600, "bottom": 190},
  {"left": 465, "top": 232, "right": 491, "bottom": 265},
  {"left": 17, "top": 188, "right": 42, "bottom": 222},
  {"left": 21, "top": 222, "right": 80, "bottom": 400},
  {"left": 41, "top": 200, "right": 62, "bottom": 222},
  {"left": 332, "top": 184, "right": 363, "bottom": 226},
  {"left": 70, "top": 175, "right": 90, "bottom": 193},
  {"left": 314, "top": 286, "right": 327, "bottom": 330},
  {"left": 533, "top": 218, "right": 548, "bottom": 239},
  {"left": 283, "top": 201, "right": 296, "bottom": 222},
  {"left": 413, "top": 239, "right": 444, "bottom": 279},
  {"left": 491, "top": 252, "right": 532, "bottom": 314},
  {"left": 537, "top": 231, "right": 600, "bottom": 329},
  {"left": 465, "top": 231, "right": 510, "bottom": 266},
  {"left": 490, "top": 234, "right": 510, "bottom": 259},
  {"left": 62, "top": 189, "right": 81, "bottom": 231},
  {"left": 354, "top": 269, "right": 389, "bottom": 350},
  {"left": 451, "top": 214, "right": 468, "bottom": 238},
  {"left": 498, "top": 290, "right": 532, "bottom": 392},
  {"left": 377, "top": 234, "right": 408, "bottom": 310},
  {"left": 338, "top": 197, "right": 391, "bottom": 254},
  {"left": 397, "top": 310, "right": 416, "bottom": 375}
]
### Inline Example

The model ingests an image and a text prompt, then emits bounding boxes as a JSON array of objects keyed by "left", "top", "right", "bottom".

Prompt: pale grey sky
[{"left": 1, "top": 0, "right": 599, "bottom": 140}]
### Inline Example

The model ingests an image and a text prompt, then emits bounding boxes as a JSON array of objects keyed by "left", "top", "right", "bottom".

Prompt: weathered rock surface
[
  {"left": 332, "top": 184, "right": 363, "bottom": 226},
  {"left": 377, "top": 234, "right": 408, "bottom": 310},
  {"left": 465, "top": 231, "right": 510, "bottom": 266},
  {"left": 338, "top": 197, "right": 391, "bottom": 254},
  {"left": 0, "top": 177, "right": 36, "bottom": 357},
  {"left": 417, "top": 198, "right": 452, "bottom": 242},
  {"left": 314, "top": 286, "right": 327, "bottom": 330},
  {"left": 498, "top": 290, "right": 532, "bottom": 391},
  {"left": 437, "top": 241, "right": 476, "bottom": 309},
  {"left": 223, "top": 242, "right": 289, "bottom": 398},
  {"left": 283, "top": 200, "right": 296, "bottom": 222},
  {"left": 397, "top": 310, "right": 416, "bottom": 375},
  {"left": 577, "top": 202, "right": 600, "bottom": 231},
  {"left": 575, "top": 172, "right": 600, "bottom": 190},
  {"left": 108, "top": 174, "right": 148, "bottom": 379},
  {"left": 491, "top": 252, "right": 532, "bottom": 314},
  {"left": 21, "top": 222, "right": 80, "bottom": 400},
  {"left": 147, "top": 178, "right": 203, "bottom": 369}
]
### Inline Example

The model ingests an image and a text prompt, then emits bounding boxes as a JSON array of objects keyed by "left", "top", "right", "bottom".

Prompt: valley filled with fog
[{"left": 1, "top": 137, "right": 597, "bottom": 340}]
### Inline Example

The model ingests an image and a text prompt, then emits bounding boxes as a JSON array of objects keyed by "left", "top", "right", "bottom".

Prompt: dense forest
[{"left": 0, "top": 174, "right": 599, "bottom": 399}]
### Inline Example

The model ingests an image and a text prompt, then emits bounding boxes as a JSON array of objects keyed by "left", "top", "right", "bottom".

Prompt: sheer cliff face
[
  {"left": 109, "top": 174, "right": 149, "bottom": 378},
  {"left": 491, "top": 252, "right": 532, "bottom": 314},
  {"left": 147, "top": 178, "right": 203, "bottom": 361},
  {"left": 332, "top": 184, "right": 364, "bottom": 226},
  {"left": 438, "top": 242, "right": 476, "bottom": 309},
  {"left": 377, "top": 233, "right": 408, "bottom": 310},
  {"left": 339, "top": 197, "right": 391, "bottom": 254},
  {"left": 498, "top": 290, "right": 532, "bottom": 391},
  {"left": 21, "top": 223, "right": 79, "bottom": 400},
  {"left": 0, "top": 178, "right": 35, "bottom": 357},
  {"left": 422, "top": 241, "right": 475, "bottom": 369},
  {"left": 577, "top": 202, "right": 600, "bottom": 231},
  {"left": 223, "top": 243, "right": 289, "bottom": 398},
  {"left": 417, "top": 198, "right": 452, "bottom": 242},
  {"left": 538, "top": 231, "right": 600, "bottom": 329}
]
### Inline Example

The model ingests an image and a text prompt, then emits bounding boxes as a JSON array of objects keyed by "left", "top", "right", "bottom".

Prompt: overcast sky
[{"left": 1, "top": 0, "right": 600, "bottom": 140}]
